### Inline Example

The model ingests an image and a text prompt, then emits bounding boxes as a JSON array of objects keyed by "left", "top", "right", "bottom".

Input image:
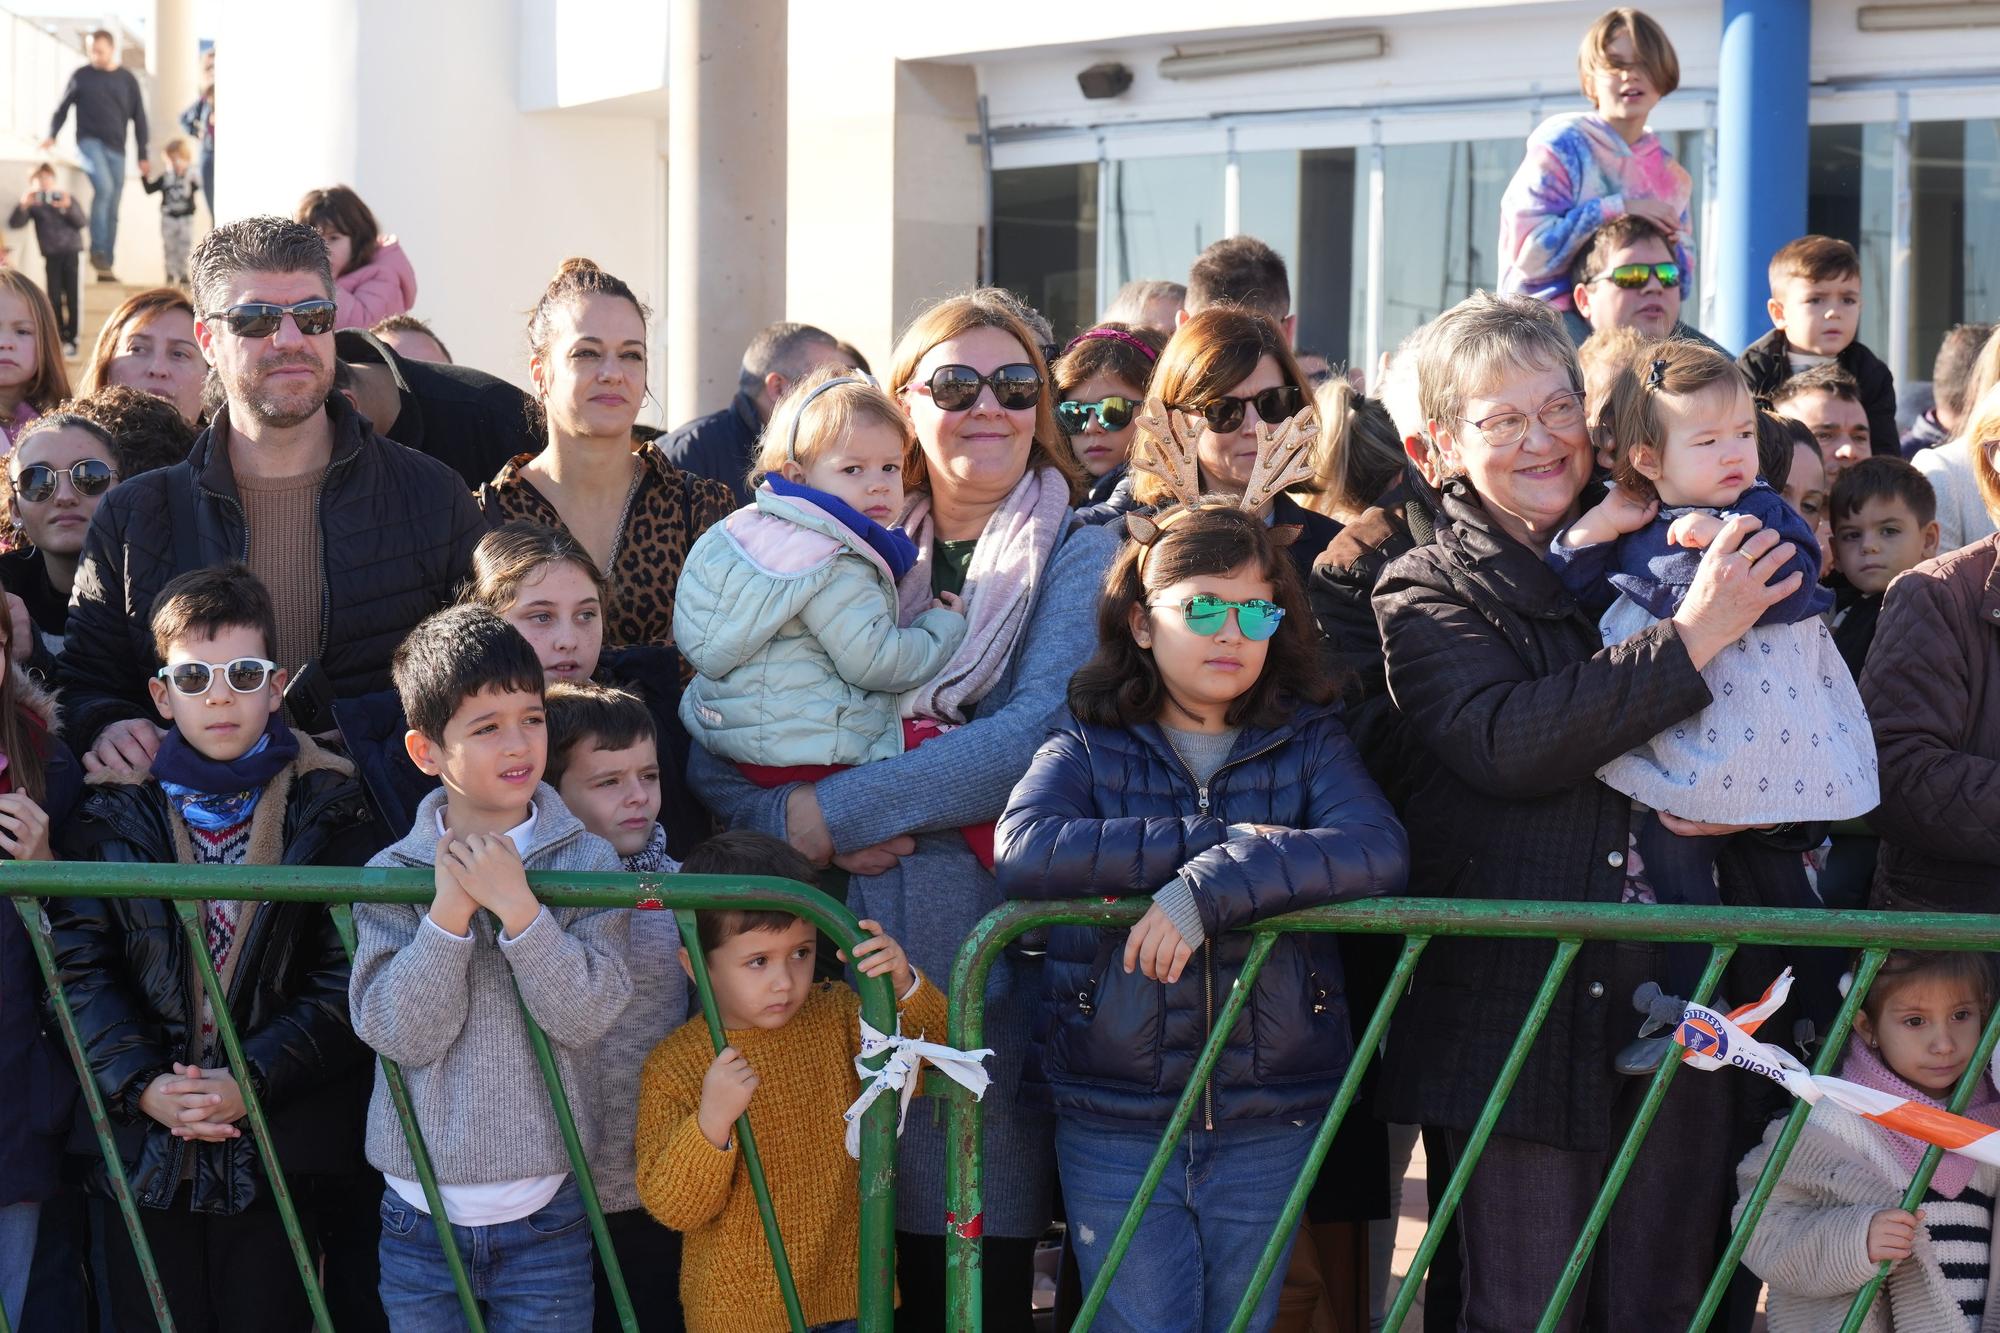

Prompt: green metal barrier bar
[
  {"left": 7, "top": 898, "right": 177, "bottom": 1333},
  {"left": 1839, "top": 996, "right": 2000, "bottom": 1331},
  {"left": 328, "top": 904, "right": 488, "bottom": 1332},
  {"left": 1380, "top": 938, "right": 1580, "bottom": 1333},
  {"left": 1226, "top": 935, "right": 1429, "bottom": 1333},
  {"left": 1690, "top": 947, "right": 1888, "bottom": 1331},
  {"left": 1535, "top": 943, "right": 1735, "bottom": 1333},
  {"left": 1071, "top": 934, "right": 1279, "bottom": 1331},
  {"left": 675, "top": 908, "right": 809, "bottom": 1333},
  {"left": 167, "top": 898, "right": 333, "bottom": 1331},
  {"left": 6, "top": 866, "right": 901, "bottom": 1333}
]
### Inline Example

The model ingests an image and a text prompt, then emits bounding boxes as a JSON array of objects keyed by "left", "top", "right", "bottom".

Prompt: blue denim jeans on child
[
  {"left": 75, "top": 136, "right": 125, "bottom": 268},
  {"left": 1054, "top": 1116, "right": 1315, "bottom": 1333},
  {"left": 377, "top": 1178, "right": 594, "bottom": 1333}
]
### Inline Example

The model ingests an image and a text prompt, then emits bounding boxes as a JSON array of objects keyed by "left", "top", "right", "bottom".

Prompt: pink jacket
[{"left": 333, "top": 237, "right": 417, "bottom": 329}]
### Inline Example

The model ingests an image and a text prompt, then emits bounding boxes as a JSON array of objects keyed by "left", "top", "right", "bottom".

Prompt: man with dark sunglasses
[
  {"left": 1568, "top": 215, "right": 1725, "bottom": 353},
  {"left": 61, "top": 216, "right": 487, "bottom": 798}
]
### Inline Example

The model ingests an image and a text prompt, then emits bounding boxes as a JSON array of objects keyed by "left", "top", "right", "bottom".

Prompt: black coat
[
  {"left": 60, "top": 393, "right": 486, "bottom": 753},
  {"left": 1074, "top": 465, "right": 1140, "bottom": 526},
  {"left": 1739, "top": 327, "right": 1899, "bottom": 460},
  {"left": 662, "top": 392, "right": 762, "bottom": 506},
  {"left": 995, "top": 704, "right": 1408, "bottom": 1126},
  {"left": 334, "top": 330, "right": 539, "bottom": 487},
  {"left": 47, "top": 750, "right": 378, "bottom": 1213},
  {"left": 1371, "top": 478, "right": 1817, "bottom": 1151}
]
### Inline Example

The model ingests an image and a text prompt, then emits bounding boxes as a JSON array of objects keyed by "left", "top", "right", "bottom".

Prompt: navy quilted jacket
[{"left": 994, "top": 702, "right": 1409, "bottom": 1127}]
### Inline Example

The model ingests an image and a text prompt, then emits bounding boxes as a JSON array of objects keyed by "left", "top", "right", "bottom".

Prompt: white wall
[{"left": 214, "top": 0, "right": 667, "bottom": 409}]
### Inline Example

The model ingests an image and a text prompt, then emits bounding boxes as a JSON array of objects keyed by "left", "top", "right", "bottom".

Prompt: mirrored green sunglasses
[{"left": 1149, "top": 594, "right": 1285, "bottom": 641}]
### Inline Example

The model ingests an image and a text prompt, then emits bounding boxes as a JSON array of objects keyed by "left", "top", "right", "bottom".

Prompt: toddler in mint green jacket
[{"left": 673, "top": 368, "right": 966, "bottom": 774}]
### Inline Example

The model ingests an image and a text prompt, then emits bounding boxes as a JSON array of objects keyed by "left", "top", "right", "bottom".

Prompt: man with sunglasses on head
[
  {"left": 1568, "top": 215, "right": 1725, "bottom": 353},
  {"left": 62, "top": 216, "right": 486, "bottom": 801}
]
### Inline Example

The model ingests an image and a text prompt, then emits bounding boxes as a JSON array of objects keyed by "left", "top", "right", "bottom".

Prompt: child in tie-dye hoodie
[{"left": 1498, "top": 7, "right": 1693, "bottom": 316}]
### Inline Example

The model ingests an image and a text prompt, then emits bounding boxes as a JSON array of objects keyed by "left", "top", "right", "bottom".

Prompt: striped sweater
[{"left": 1497, "top": 111, "right": 1694, "bottom": 310}]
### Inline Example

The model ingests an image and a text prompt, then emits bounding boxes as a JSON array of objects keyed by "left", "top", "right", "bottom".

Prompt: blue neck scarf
[
  {"left": 765, "top": 475, "right": 919, "bottom": 580},
  {"left": 151, "top": 714, "right": 299, "bottom": 831}
]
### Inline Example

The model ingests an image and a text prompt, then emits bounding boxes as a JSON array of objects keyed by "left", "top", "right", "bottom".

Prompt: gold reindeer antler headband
[{"left": 1127, "top": 393, "right": 1318, "bottom": 571}]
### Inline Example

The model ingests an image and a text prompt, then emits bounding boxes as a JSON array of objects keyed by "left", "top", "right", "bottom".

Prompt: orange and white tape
[{"left": 1674, "top": 969, "right": 2000, "bottom": 1168}]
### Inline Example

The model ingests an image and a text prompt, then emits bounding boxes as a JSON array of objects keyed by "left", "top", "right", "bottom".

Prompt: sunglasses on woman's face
[
  {"left": 1182, "top": 385, "right": 1305, "bottom": 435},
  {"left": 14, "top": 458, "right": 114, "bottom": 503},
  {"left": 907, "top": 363, "right": 1042, "bottom": 413},
  {"left": 1149, "top": 594, "right": 1286, "bottom": 641},
  {"left": 155, "top": 657, "right": 280, "bottom": 697},
  {"left": 1595, "top": 261, "right": 1682, "bottom": 290},
  {"left": 1056, "top": 396, "right": 1137, "bottom": 433},
  {"left": 205, "top": 299, "right": 338, "bottom": 339}
]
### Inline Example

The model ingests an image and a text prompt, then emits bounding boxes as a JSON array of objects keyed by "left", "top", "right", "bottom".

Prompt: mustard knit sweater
[{"left": 635, "top": 975, "right": 948, "bottom": 1333}]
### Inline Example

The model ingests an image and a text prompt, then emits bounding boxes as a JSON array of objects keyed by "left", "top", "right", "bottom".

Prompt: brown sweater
[{"left": 235, "top": 468, "right": 324, "bottom": 673}]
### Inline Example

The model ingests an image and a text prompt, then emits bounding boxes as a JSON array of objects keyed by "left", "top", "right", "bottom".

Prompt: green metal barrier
[
  {"left": 2, "top": 864, "right": 902, "bottom": 1333},
  {"left": 943, "top": 896, "right": 2000, "bottom": 1332}
]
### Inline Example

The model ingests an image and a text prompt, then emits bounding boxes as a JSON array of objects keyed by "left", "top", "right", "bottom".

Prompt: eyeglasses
[
  {"left": 155, "top": 657, "right": 280, "bottom": 697},
  {"left": 1458, "top": 390, "right": 1587, "bottom": 448},
  {"left": 1148, "top": 594, "right": 1286, "bottom": 641},
  {"left": 204, "top": 299, "right": 338, "bottom": 339},
  {"left": 903, "top": 363, "right": 1042, "bottom": 413},
  {"left": 1180, "top": 385, "right": 1305, "bottom": 435},
  {"left": 15, "top": 458, "right": 114, "bottom": 503},
  {"left": 1594, "top": 261, "right": 1682, "bottom": 290},
  {"left": 1056, "top": 396, "right": 1137, "bottom": 433}
]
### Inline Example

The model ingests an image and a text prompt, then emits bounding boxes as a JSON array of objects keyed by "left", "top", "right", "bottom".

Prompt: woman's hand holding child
[
  {"left": 935, "top": 591, "right": 965, "bottom": 614},
  {"left": 1866, "top": 1207, "right": 1923, "bottom": 1264}
]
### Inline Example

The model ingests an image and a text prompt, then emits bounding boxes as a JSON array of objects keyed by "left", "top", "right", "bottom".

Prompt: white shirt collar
[{"left": 434, "top": 804, "right": 538, "bottom": 858}]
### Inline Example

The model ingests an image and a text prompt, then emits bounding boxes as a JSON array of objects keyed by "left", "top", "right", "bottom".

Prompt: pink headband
[{"left": 1062, "top": 327, "right": 1159, "bottom": 362}]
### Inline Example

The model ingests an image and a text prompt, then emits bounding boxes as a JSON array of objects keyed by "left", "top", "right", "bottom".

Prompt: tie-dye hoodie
[{"left": 1497, "top": 111, "right": 1693, "bottom": 311}]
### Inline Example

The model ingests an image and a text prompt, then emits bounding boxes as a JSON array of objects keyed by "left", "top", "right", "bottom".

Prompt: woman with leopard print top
[{"left": 478, "top": 258, "right": 733, "bottom": 649}]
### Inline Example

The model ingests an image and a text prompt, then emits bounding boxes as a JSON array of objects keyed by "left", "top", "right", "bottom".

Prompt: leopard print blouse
[{"left": 480, "top": 440, "right": 736, "bottom": 649}]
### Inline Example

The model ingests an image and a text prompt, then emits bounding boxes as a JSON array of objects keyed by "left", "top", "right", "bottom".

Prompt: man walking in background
[{"left": 41, "top": 29, "right": 151, "bottom": 283}]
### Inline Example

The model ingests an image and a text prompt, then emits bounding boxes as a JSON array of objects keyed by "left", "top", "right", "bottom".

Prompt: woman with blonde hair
[
  {"left": 0, "top": 271, "right": 71, "bottom": 450},
  {"left": 687, "top": 289, "right": 1115, "bottom": 1329},
  {"left": 1865, "top": 379, "right": 2000, "bottom": 915},
  {"left": 79, "top": 286, "right": 204, "bottom": 426}
]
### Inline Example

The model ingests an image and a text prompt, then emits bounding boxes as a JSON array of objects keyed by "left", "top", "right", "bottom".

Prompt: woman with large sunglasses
[
  {"left": 1053, "top": 321, "right": 1166, "bottom": 525},
  {"left": 685, "top": 290, "right": 1117, "bottom": 1331},
  {"left": 1136, "top": 307, "right": 1341, "bottom": 583},
  {"left": 0, "top": 413, "right": 122, "bottom": 658}
]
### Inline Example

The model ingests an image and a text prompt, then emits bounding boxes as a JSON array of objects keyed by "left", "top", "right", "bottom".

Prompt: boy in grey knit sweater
[{"left": 349, "top": 606, "right": 632, "bottom": 1331}]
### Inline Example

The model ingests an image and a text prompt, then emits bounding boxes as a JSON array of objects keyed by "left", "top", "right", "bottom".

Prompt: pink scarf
[
  {"left": 1842, "top": 1034, "right": 2000, "bottom": 1199},
  {"left": 896, "top": 466, "right": 1073, "bottom": 725}
]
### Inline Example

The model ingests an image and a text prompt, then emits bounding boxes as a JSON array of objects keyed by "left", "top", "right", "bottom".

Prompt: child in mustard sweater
[{"left": 635, "top": 830, "right": 946, "bottom": 1333}]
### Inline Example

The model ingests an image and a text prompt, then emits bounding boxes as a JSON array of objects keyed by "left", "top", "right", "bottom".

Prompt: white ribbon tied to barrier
[
  {"left": 1676, "top": 968, "right": 2000, "bottom": 1168},
  {"left": 843, "top": 1017, "right": 994, "bottom": 1159}
]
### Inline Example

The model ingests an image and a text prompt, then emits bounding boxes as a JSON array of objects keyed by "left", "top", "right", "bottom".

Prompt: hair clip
[{"left": 1645, "top": 359, "right": 1668, "bottom": 391}]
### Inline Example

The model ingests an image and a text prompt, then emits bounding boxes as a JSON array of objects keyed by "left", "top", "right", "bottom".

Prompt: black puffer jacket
[
  {"left": 1372, "top": 478, "right": 1821, "bottom": 1151},
  {"left": 995, "top": 704, "right": 1408, "bottom": 1126},
  {"left": 47, "top": 736, "right": 380, "bottom": 1214},
  {"left": 60, "top": 393, "right": 486, "bottom": 752},
  {"left": 1739, "top": 326, "right": 1899, "bottom": 461}
]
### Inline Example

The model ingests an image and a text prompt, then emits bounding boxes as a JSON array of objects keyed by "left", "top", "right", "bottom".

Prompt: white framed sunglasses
[{"left": 156, "top": 657, "right": 280, "bottom": 696}]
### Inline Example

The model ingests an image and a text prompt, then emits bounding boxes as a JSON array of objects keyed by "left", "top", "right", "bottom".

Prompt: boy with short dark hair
[
  {"left": 1740, "top": 235, "right": 1898, "bottom": 460},
  {"left": 51, "top": 564, "right": 378, "bottom": 1331},
  {"left": 635, "top": 829, "right": 946, "bottom": 1333},
  {"left": 349, "top": 604, "right": 632, "bottom": 1330},
  {"left": 1903, "top": 321, "right": 1993, "bottom": 456},
  {"left": 1772, "top": 362, "right": 1874, "bottom": 487},
  {"left": 1829, "top": 456, "right": 1940, "bottom": 680},
  {"left": 544, "top": 678, "right": 688, "bottom": 1333},
  {"left": 7, "top": 163, "right": 85, "bottom": 352}
]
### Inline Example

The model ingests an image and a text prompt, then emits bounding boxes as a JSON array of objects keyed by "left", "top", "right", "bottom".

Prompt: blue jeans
[
  {"left": 1054, "top": 1116, "right": 1314, "bottom": 1333},
  {"left": 377, "top": 1179, "right": 594, "bottom": 1333},
  {"left": 75, "top": 136, "right": 124, "bottom": 266},
  {"left": 0, "top": 1201, "right": 39, "bottom": 1329}
]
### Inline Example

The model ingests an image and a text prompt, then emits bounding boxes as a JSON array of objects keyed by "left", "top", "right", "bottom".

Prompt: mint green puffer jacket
[{"left": 673, "top": 486, "right": 966, "bottom": 768}]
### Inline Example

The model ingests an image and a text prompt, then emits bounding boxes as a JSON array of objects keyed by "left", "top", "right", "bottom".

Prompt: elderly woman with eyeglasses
[{"left": 1368, "top": 292, "right": 1812, "bottom": 1330}]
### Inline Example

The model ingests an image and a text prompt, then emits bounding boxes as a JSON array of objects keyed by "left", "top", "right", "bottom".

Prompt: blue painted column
[{"left": 1713, "top": 0, "right": 1811, "bottom": 355}]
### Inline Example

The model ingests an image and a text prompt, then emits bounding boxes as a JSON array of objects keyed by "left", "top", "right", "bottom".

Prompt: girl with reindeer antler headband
[{"left": 1126, "top": 307, "right": 1341, "bottom": 580}]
